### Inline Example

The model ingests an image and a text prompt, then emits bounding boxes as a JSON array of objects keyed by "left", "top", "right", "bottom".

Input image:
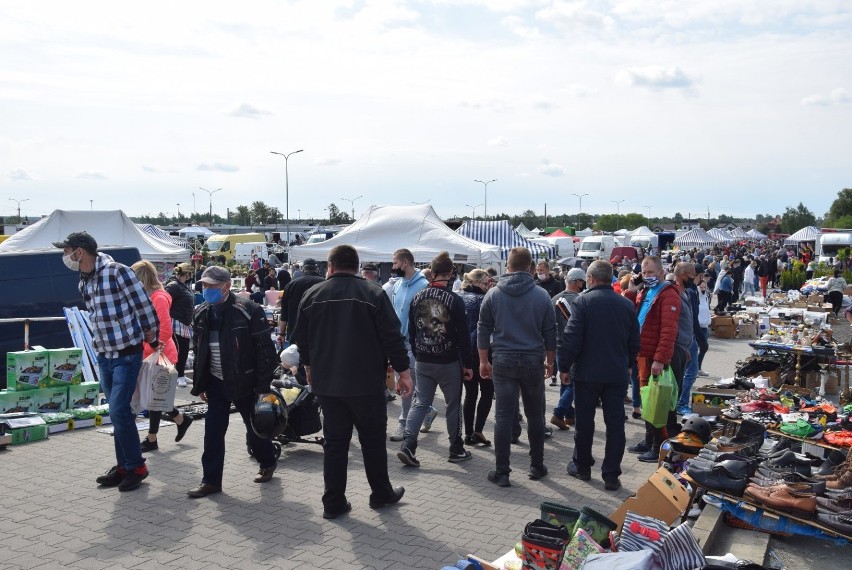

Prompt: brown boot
[{"left": 826, "top": 467, "right": 852, "bottom": 491}]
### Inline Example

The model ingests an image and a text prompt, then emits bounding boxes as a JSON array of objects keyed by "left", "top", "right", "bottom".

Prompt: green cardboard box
[
  {"left": 7, "top": 424, "right": 49, "bottom": 445},
  {"left": 47, "top": 348, "right": 83, "bottom": 387},
  {"left": 6, "top": 349, "right": 49, "bottom": 390},
  {"left": 68, "top": 382, "right": 101, "bottom": 409},
  {"left": 0, "top": 390, "right": 36, "bottom": 413},
  {"left": 30, "top": 386, "right": 68, "bottom": 414}
]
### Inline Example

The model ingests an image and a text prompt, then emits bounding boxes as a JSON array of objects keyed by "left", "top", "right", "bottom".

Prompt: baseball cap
[
  {"left": 566, "top": 268, "right": 586, "bottom": 282},
  {"left": 52, "top": 231, "right": 98, "bottom": 253},
  {"left": 200, "top": 266, "right": 231, "bottom": 285},
  {"left": 362, "top": 263, "right": 378, "bottom": 272},
  {"left": 302, "top": 258, "right": 318, "bottom": 268}
]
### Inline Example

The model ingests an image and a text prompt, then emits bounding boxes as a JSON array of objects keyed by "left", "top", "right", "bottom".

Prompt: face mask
[
  {"left": 537, "top": 272, "right": 548, "bottom": 281},
  {"left": 62, "top": 249, "right": 80, "bottom": 271},
  {"left": 391, "top": 266, "right": 405, "bottom": 278},
  {"left": 644, "top": 276, "right": 660, "bottom": 288},
  {"left": 203, "top": 287, "right": 223, "bottom": 304}
]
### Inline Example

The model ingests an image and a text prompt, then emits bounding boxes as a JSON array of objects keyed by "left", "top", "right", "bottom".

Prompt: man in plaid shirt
[{"left": 55, "top": 232, "right": 160, "bottom": 492}]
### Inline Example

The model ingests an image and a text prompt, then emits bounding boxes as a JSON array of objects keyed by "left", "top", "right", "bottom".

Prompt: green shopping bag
[{"left": 640, "top": 367, "right": 678, "bottom": 427}]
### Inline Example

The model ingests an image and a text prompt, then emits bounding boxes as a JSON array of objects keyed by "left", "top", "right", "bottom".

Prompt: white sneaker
[
  {"left": 420, "top": 408, "right": 439, "bottom": 433},
  {"left": 389, "top": 424, "right": 405, "bottom": 442},
  {"left": 177, "top": 377, "right": 188, "bottom": 388},
  {"left": 697, "top": 370, "right": 709, "bottom": 377}
]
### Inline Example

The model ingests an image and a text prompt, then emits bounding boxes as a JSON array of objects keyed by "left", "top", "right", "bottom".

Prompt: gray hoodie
[{"left": 477, "top": 271, "right": 557, "bottom": 356}]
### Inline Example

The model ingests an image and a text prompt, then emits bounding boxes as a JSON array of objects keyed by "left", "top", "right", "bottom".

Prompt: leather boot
[
  {"left": 817, "top": 450, "right": 848, "bottom": 476},
  {"left": 744, "top": 484, "right": 817, "bottom": 518},
  {"left": 826, "top": 464, "right": 852, "bottom": 491}
]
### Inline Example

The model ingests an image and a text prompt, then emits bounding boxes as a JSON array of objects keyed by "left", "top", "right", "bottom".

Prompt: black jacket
[
  {"left": 408, "top": 285, "right": 473, "bottom": 368},
  {"left": 557, "top": 284, "right": 640, "bottom": 383},
  {"left": 292, "top": 273, "right": 409, "bottom": 397},
  {"left": 280, "top": 273, "right": 325, "bottom": 340},
  {"left": 190, "top": 294, "right": 277, "bottom": 401},
  {"left": 164, "top": 276, "right": 194, "bottom": 326}
]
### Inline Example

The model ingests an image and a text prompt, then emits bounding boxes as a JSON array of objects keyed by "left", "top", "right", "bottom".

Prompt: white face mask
[
  {"left": 537, "top": 272, "right": 548, "bottom": 281},
  {"left": 62, "top": 249, "right": 81, "bottom": 271}
]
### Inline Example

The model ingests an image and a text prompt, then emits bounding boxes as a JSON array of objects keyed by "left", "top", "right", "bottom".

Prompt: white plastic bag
[{"left": 131, "top": 350, "right": 178, "bottom": 413}]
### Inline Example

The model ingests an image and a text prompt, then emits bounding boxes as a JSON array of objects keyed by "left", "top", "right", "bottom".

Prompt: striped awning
[
  {"left": 458, "top": 220, "right": 557, "bottom": 259},
  {"left": 728, "top": 227, "right": 749, "bottom": 239},
  {"left": 138, "top": 224, "right": 189, "bottom": 249},
  {"left": 673, "top": 228, "right": 718, "bottom": 249},
  {"left": 784, "top": 226, "right": 819, "bottom": 245},
  {"left": 708, "top": 228, "right": 733, "bottom": 243}
]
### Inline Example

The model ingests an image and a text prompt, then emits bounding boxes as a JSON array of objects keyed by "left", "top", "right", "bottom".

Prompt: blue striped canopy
[
  {"left": 457, "top": 220, "right": 556, "bottom": 260},
  {"left": 138, "top": 224, "right": 189, "bottom": 249}
]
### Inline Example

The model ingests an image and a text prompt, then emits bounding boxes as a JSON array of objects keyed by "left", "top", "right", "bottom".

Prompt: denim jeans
[
  {"left": 317, "top": 393, "right": 395, "bottom": 512},
  {"left": 397, "top": 348, "right": 435, "bottom": 426},
  {"left": 678, "top": 339, "right": 700, "bottom": 409},
  {"left": 201, "top": 377, "right": 275, "bottom": 487},
  {"left": 492, "top": 352, "right": 546, "bottom": 475},
  {"left": 404, "top": 360, "right": 464, "bottom": 454},
  {"left": 98, "top": 352, "right": 145, "bottom": 470},
  {"left": 553, "top": 383, "right": 575, "bottom": 419},
  {"left": 573, "top": 381, "right": 628, "bottom": 478}
]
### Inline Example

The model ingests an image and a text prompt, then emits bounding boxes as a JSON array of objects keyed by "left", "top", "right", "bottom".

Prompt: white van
[
  {"left": 577, "top": 235, "right": 617, "bottom": 261},
  {"left": 234, "top": 242, "right": 269, "bottom": 264},
  {"left": 529, "top": 237, "right": 576, "bottom": 258},
  {"left": 817, "top": 231, "right": 852, "bottom": 263}
]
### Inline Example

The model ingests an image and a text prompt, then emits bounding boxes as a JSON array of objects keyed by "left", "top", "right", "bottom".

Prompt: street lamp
[
  {"left": 465, "top": 203, "right": 484, "bottom": 219},
  {"left": 176, "top": 203, "right": 181, "bottom": 222},
  {"left": 644, "top": 205, "right": 652, "bottom": 227},
  {"left": 571, "top": 193, "right": 589, "bottom": 229},
  {"left": 270, "top": 149, "right": 303, "bottom": 249},
  {"left": 474, "top": 179, "right": 497, "bottom": 219},
  {"left": 192, "top": 193, "right": 196, "bottom": 217},
  {"left": 198, "top": 187, "right": 222, "bottom": 225},
  {"left": 611, "top": 199, "right": 625, "bottom": 231},
  {"left": 9, "top": 198, "right": 29, "bottom": 223},
  {"left": 341, "top": 195, "right": 363, "bottom": 221},
  {"left": 89, "top": 200, "right": 93, "bottom": 211}
]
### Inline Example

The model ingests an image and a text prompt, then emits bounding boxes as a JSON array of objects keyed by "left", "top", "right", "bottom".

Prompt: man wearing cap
[
  {"left": 187, "top": 266, "right": 279, "bottom": 497},
  {"left": 361, "top": 263, "right": 380, "bottom": 284},
  {"left": 550, "top": 267, "right": 586, "bottom": 430},
  {"left": 279, "top": 258, "right": 324, "bottom": 342},
  {"left": 54, "top": 232, "right": 160, "bottom": 492}
]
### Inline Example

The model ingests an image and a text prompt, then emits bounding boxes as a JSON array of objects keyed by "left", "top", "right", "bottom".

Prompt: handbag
[
  {"left": 131, "top": 349, "right": 178, "bottom": 413},
  {"left": 641, "top": 367, "right": 678, "bottom": 428}
]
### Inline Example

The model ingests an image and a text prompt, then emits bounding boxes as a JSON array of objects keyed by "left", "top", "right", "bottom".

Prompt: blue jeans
[
  {"left": 404, "top": 360, "right": 464, "bottom": 454},
  {"left": 397, "top": 348, "right": 434, "bottom": 425},
  {"left": 573, "top": 381, "right": 628, "bottom": 478},
  {"left": 98, "top": 352, "right": 145, "bottom": 470},
  {"left": 678, "top": 339, "right": 700, "bottom": 409},
  {"left": 492, "top": 352, "right": 546, "bottom": 475},
  {"left": 553, "top": 383, "right": 574, "bottom": 419}
]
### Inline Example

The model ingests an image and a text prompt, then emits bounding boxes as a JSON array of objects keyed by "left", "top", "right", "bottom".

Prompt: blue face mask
[
  {"left": 644, "top": 276, "right": 660, "bottom": 288},
  {"left": 203, "top": 287, "right": 223, "bottom": 304}
]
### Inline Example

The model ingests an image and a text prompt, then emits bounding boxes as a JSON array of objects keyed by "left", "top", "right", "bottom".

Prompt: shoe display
[
  {"left": 696, "top": 450, "right": 755, "bottom": 464},
  {"left": 817, "top": 450, "right": 848, "bottom": 476},
  {"left": 826, "top": 467, "right": 852, "bottom": 491},
  {"left": 118, "top": 464, "right": 149, "bottom": 492},
  {"left": 369, "top": 486, "right": 405, "bottom": 509},
  {"left": 175, "top": 415, "right": 193, "bottom": 442},
  {"left": 628, "top": 441, "right": 650, "bottom": 454},
  {"left": 177, "top": 376, "right": 188, "bottom": 388},
  {"left": 687, "top": 463, "right": 749, "bottom": 496},
  {"left": 187, "top": 483, "right": 222, "bottom": 498},
  {"left": 487, "top": 469, "right": 510, "bottom": 487},
  {"left": 448, "top": 449, "right": 472, "bottom": 463},
  {"left": 763, "top": 451, "right": 813, "bottom": 475},
  {"left": 688, "top": 458, "right": 755, "bottom": 479},
  {"left": 637, "top": 448, "right": 660, "bottom": 463},
  {"left": 420, "top": 408, "right": 438, "bottom": 433},
  {"left": 744, "top": 484, "right": 816, "bottom": 517},
  {"left": 603, "top": 476, "right": 622, "bottom": 491},
  {"left": 96, "top": 465, "right": 126, "bottom": 487},
  {"left": 140, "top": 437, "right": 158, "bottom": 453},
  {"left": 389, "top": 424, "right": 405, "bottom": 442},
  {"left": 254, "top": 465, "right": 276, "bottom": 483},
  {"left": 549, "top": 414, "right": 569, "bottom": 431},
  {"left": 471, "top": 432, "right": 491, "bottom": 446},
  {"left": 323, "top": 502, "right": 352, "bottom": 520},
  {"left": 815, "top": 513, "right": 852, "bottom": 534},
  {"left": 528, "top": 464, "right": 548, "bottom": 480},
  {"left": 397, "top": 446, "right": 420, "bottom": 468},
  {"left": 567, "top": 461, "right": 591, "bottom": 481},
  {"left": 815, "top": 496, "right": 852, "bottom": 514}
]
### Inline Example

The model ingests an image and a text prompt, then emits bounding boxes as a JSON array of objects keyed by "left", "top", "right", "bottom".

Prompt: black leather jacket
[{"left": 190, "top": 294, "right": 277, "bottom": 401}]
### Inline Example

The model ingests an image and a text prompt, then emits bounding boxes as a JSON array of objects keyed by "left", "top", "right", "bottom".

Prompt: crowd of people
[{"left": 53, "top": 230, "right": 847, "bottom": 517}]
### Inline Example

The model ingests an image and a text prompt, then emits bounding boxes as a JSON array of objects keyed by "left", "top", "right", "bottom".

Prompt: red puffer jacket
[{"left": 624, "top": 282, "right": 681, "bottom": 364}]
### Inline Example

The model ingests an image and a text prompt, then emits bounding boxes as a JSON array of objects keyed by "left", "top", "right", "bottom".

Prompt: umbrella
[{"left": 558, "top": 257, "right": 584, "bottom": 268}]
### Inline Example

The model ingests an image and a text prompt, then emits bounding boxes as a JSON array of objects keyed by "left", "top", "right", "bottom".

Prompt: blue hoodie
[{"left": 392, "top": 269, "right": 428, "bottom": 338}]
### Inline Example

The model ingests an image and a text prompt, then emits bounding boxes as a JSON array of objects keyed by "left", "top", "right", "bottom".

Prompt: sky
[{"left": 1, "top": 0, "right": 851, "bottom": 223}]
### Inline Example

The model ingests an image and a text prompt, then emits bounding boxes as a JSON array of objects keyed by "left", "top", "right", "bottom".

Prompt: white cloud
[
  {"left": 536, "top": 2, "right": 615, "bottom": 31},
  {"left": 539, "top": 159, "right": 566, "bottom": 177},
  {"left": 488, "top": 136, "right": 509, "bottom": 147},
  {"left": 314, "top": 157, "right": 341, "bottom": 166},
  {"left": 197, "top": 162, "right": 240, "bottom": 172},
  {"left": 801, "top": 87, "right": 851, "bottom": 106},
  {"left": 76, "top": 170, "right": 107, "bottom": 180},
  {"left": 501, "top": 15, "right": 540, "bottom": 38},
  {"left": 228, "top": 103, "right": 273, "bottom": 119},
  {"left": 532, "top": 99, "right": 557, "bottom": 111},
  {"left": 617, "top": 66, "right": 696, "bottom": 90},
  {"left": 142, "top": 165, "right": 158, "bottom": 173},
  {"left": 8, "top": 168, "right": 36, "bottom": 181}
]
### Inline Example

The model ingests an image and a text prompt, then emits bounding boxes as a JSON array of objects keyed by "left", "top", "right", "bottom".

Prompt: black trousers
[
  {"left": 463, "top": 374, "right": 494, "bottom": 435},
  {"left": 572, "top": 381, "right": 628, "bottom": 478},
  {"left": 317, "top": 393, "right": 395, "bottom": 511},
  {"left": 173, "top": 333, "right": 190, "bottom": 376},
  {"left": 827, "top": 291, "right": 843, "bottom": 316}
]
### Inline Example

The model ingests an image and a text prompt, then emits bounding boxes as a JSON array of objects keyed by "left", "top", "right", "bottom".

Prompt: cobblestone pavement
[{"left": 0, "top": 338, "right": 762, "bottom": 569}]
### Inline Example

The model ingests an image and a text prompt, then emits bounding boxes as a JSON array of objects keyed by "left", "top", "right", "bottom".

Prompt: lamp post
[
  {"left": 474, "top": 179, "right": 497, "bottom": 219},
  {"left": 192, "top": 193, "right": 196, "bottom": 217},
  {"left": 571, "top": 193, "right": 589, "bottom": 229},
  {"left": 465, "top": 203, "right": 484, "bottom": 219},
  {"left": 176, "top": 203, "right": 181, "bottom": 223},
  {"left": 611, "top": 199, "right": 625, "bottom": 231},
  {"left": 198, "top": 187, "right": 222, "bottom": 225},
  {"left": 341, "top": 195, "right": 363, "bottom": 221},
  {"left": 270, "top": 149, "right": 303, "bottom": 249},
  {"left": 9, "top": 198, "right": 29, "bottom": 223},
  {"left": 644, "top": 205, "right": 652, "bottom": 227}
]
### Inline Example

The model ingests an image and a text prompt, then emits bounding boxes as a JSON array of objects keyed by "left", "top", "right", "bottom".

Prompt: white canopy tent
[
  {"left": 673, "top": 228, "right": 718, "bottom": 249},
  {"left": 746, "top": 228, "right": 768, "bottom": 240},
  {"left": 289, "top": 204, "right": 501, "bottom": 266},
  {"left": 515, "top": 223, "right": 540, "bottom": 239},
  {"left": 0, "top": 210, "right": 191, "bottom": 263},
  {"left": 728, "top": 227, "right": 749, "bottom": 239},
  {"left": 178, "top": 225, "right": 216, "bottom": 238},
  {"left": 708, "top": 228, "right": 734, "bottom": 243},
  {"left": 784, "top": 226, "right": 819, "bottom": 245},
  {"left": 631, "top": 225, "right": 655, "bottom": 236}
]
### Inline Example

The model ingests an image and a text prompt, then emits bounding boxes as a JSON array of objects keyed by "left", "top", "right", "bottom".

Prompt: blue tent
[{"left": 457, "top": 220, "right": 557, "bottom": 260}]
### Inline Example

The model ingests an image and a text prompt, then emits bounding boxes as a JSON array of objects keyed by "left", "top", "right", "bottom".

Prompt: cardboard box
[
  {"left": 692, "top": 388, "right": 739, "bottom": 417},
  {"left": 46, "top": 348, "right": 83, "bottom": 387},
  {"left": 0, "top": 390, "right": 36, "bottom": 414},
  {"left": 807, "top": 305, "right": 831, "bottom": 313},
  {"left": 6, "top": 349, "right": 49, "bottom": 390},
  {"left": 67, "top": 382, "right": 101, "bottom": 409},
  {"left": 610, "top": 467, "right": 691, "bottom": 531},
  {"left": 6, "top": 424, "right": 49, "bottom": 445},
  {"left": 737, "top": 322, "right": 757, "bottom": 339},
  {"left": 30, "top": 386, "right": 68, "bottom": 414},
  {"left": 712, "top": 316, "right": 737, "bottom": 339},
  {"left": 747, "top": 369, "right": 781, "bottom": 388}
]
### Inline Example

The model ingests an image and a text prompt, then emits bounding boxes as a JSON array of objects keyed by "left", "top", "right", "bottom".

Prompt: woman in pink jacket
[{"left": 131, "top": 260, "right": 193, "bottom": 452}]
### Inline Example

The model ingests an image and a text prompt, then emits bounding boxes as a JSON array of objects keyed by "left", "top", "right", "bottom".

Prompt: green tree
[
  {"left": 234, "top": 205, "right": 251, "bottom": 225},
  {"left": 250, "top": 201, "right": 271, "bottom": 225},
  {"left": 595, "top": 214, "right": 619, "bottom": 232},
  {"left": 623, "top": 213, "right": 647, "bottom": 229},
  {"left": 327, "top": 203, "right": 352, "bottom": 224},
  {"left": 781, "top": 202, "right": 816, "bottom": 234},
  {"left": 826, "top": 188, "right": 852, "bottom": 225}
]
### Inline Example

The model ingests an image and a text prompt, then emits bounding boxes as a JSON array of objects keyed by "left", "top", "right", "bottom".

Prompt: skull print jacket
[{"left": 408, "top": 284, "right": 474, "bottom": 369}]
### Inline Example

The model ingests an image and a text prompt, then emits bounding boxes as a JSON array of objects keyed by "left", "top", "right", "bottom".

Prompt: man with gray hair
[
  {"left": 559, "top": 260, "right": 639, "bottom": 491},
  {"left": 550, "top": 267, "right": 586, "bottom": 430}
]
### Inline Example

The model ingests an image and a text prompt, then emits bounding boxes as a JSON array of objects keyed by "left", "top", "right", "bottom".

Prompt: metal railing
[{"left": 0, "top": 317, "right": 67, "bottom": 351}]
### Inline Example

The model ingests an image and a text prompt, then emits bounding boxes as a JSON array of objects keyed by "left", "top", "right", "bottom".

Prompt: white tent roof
[
  {"left": 614, "top": 228, "right": 630, "bottom": 236},
  {"left": 708, "top": 228, "right": 733, "bottom": 243},
  {"left": 515, "top": 223, "right": 540, "bottom": 239},
  {"left": 746, "top": 228, "right": 768, "bottom": 240},
  {"left": 288, "top": 205, "right": 501, "bottom": 265},
  {"left": 631, "top": 226, "right": 655, "bottom": 236},
  {"left": 178, "top": 225, "right": 216, "bottom": 238},
  {"left": 784, "top": 226, "right": 819, "bottom": 245},
  {"left": 728, "top": 227, "right": 749, "bottom": 239},
  {"left": 457, "top": 220, "right": 557, "bottom": 259},
  {"left": 673, "top": 228, "right": 717, "bottom": 249},
  {"left": 0, "top": 210, "right": 191, "bottom": 263}
]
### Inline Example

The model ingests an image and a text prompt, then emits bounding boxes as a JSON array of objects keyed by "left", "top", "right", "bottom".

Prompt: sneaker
[
  {"left": 177, "top": 377, "right": 188, "bottom": 388},
  {"left": 637, "top": 448, "right": 660, "bottom": 463},
  {"left": 96, "top": 465, "right": 126, "bottom": 487},
  {"left": 389, "top": 424, "right": 405, "bottom": 442},
  {"left": 676, "top": 405, "right": 692, "bottom": 416},
  {"left": 628, "top": 441, "right": 650, "bottom": 454},
  {"left": 448, "top": 449, "right": 472, "bottom": 463},
  {"left": 603, "top": 476, "right": 622, "bottom": 491},
  {"left": 697, "top": 370, "right": 709, "bottom": 377},
  {"left": 529, "top": 465, "right": 548, "bottom": 480},
  {"left": 487, "top": 469, "right": 510, "bottom": 487},
  {"left": 543, "top": 426, "right": 553, "bottom": 439},
  {"left": 567, "top": 461, "right": 591, "bottom": 481},
  {"left": 397, "top": 446, "right": 420, "bottom": 467},
  {"left": 140, "top": 437, "right": 158, "bottom": 453},
  {"left": 118, "top": 464, "right": 149, "bottom": 492},
  {"left": 549, "top": 377, "right": 558, "bottom": 386},
  {"left": 175, "top": 414, "right": 193, "bottom": 442},
  {"left": 420, "top": 408, "right": 438, "bottom": 433},
  {"left": 185, "top": 376, "right": 193, "bottom": 384}
]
